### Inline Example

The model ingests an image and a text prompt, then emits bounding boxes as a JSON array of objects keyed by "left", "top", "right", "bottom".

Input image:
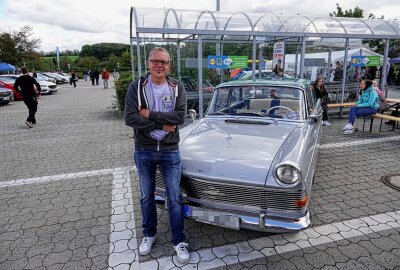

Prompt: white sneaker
[
  {"left": 342, "top": 123, "right": 353, "bottom": 131},
  {"left": 174, "top": 242, "right": 190, "bottom": 263},
  {"left": 25, "top": 121, "right": 33, "bottom": 128},
  {"left": 344, "top": 129, "right": 353, "bottom": 135},
  {"left": 322, "top": 121, "right": 331, "bottom": 126},
  {"left": 139, "top": 236, "right": 156, "bottom": 256}
]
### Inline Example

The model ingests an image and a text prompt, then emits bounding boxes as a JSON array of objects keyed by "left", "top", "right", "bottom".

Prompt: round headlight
[{"left": 275, "top": 163, "right": 301, "bottom": 184}]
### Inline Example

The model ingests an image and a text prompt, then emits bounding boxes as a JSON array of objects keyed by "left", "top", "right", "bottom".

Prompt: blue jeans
[
  {"left": 134, "top": 146, "right": 186, "bottom": 245},
  {"left": 348, "top": 106, "right": 378, "bottom": 124}
]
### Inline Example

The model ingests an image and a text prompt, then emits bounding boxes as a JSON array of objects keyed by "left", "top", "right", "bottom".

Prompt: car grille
[
  {"left": 155, "top": 173, "right": 306, "bottom": 211},
  {"left": 49, "top": 85, "right": 57, "bottom": 89},
  {"left": 0, "top": 91, "right": 11, "bottom": 97}
]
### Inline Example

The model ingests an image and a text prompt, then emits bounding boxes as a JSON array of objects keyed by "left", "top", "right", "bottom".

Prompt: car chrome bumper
[{"left": 155, "top": 195, "right": 310, "bottom": 233}]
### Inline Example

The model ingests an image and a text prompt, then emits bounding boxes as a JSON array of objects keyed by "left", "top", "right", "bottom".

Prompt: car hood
[
  {"left": 180, "top": 117, "right": 297, "bottom": 187},
  {"left": 38, "top": 80, "right": 56, "bottom": 86}
]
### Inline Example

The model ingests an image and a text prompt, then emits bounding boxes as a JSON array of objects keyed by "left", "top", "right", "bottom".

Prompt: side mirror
[
  {"left": 309, "top": 113, "right": 321, "bottom": 123},
  {"left": 189, "top": 109, "right": 197, "bottom": 123}
]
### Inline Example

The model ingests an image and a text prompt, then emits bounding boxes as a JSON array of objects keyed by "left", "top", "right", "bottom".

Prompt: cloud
[{"left": 2, "top": 0, "right": 399, "bottom": 52}]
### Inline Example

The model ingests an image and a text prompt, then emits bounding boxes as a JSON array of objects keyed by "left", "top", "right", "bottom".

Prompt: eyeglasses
[{"left": 149, "top": 59, "right": 170, "bottom": 66}]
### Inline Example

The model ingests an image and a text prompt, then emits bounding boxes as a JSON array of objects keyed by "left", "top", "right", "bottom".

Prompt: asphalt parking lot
[{"left": 1, "top": 80, "right": 400, "bottom": 270}]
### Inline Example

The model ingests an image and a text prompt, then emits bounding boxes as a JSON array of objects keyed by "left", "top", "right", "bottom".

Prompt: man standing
[
  {"left": 14, "top": 67, "right": 41, "bottom": 128},
  {"left": 124, "top": 47, "right": 189, "bottom": 263}
]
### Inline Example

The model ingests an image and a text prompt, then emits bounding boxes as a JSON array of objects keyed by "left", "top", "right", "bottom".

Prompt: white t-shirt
[{"left": 148, "top": 78, "right": 174, "bottom": 141}]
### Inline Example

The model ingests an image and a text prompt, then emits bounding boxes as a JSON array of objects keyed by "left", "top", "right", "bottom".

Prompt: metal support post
[
  {"left": 136, "top": 35, "right": 142, "bottom": 78},
  {"left": 340, "top": 38, "right": 349, "bottom": 118},
  {"left": 198, "top": 36, "right": 204, "bottom": 118},
  {"left": 177, "top": 41, "right": 181, "bottom": 80},
  {"left": 252, "top": 36, "right": 256, "bottom": 81},
  {"left": 382, "top": 38, "right": 390, "bottom": 97},
  {"left": 299, "top": 37, "right": 306, "bottom": 78},
  {"left": 129, "top": 39, "right": 136, "bottom": 80}
]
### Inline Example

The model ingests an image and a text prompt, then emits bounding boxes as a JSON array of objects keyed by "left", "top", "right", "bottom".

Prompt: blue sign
[
  {"left": 208, "top": 56, "right": 229, "bottom": 68},
  {"left": 351, "top": 56, "right": 366, "bottom": 67}
]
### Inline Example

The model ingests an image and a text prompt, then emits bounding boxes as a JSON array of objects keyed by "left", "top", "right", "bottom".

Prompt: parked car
[
  {"left": 35, "top": 78, "right": 58, "bottom": 95},
  {"left": 181, "top": 76, "right": 214, "bottom": 113},
  {"left": 30, "top": 73, "right": 58, "bottom": 95},
  {"left": 154, "top": 78, "right": 322, "bottom": 233},
  {"left": 0, "top": 75, "right": 23, "bottom": 100},
  {"left": 36, "top": 73, "right": 56, "bottom": 84},
  {"left": 42, "top": 73, "right": 68, "bottom": 84},
  {"left": 0, "top": 84, "right": 14, "bottom": 105}
]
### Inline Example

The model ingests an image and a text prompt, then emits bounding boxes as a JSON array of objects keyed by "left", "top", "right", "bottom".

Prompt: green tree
[
  {"left": 0, "top": 26, "right": 41, "bottom": 66},
  {"left": 329, "top": 3, "right": 364, "bottom": 18},
  {"left": 77, "top": 56, "right": 99, "bottom": 69},
  {"left": 0, "top": 33, "right": 17, "bottom": 64}
]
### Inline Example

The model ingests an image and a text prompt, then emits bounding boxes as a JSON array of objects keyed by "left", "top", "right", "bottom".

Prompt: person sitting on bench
[{"left": 343, "top": 80, "right": 380, "bottom": 135}]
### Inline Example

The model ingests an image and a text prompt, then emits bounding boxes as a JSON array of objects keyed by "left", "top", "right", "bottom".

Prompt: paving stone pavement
[{"left": 1, "top": 80, "right": 400, "bottom": 269}]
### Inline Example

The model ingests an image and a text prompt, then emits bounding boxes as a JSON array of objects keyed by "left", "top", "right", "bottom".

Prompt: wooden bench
[
  {"left": 327, "top": 102, "right": 355, "bottom": 109},
  {"left": 362, "top": 113, "right": 400, "bottom": 132}
]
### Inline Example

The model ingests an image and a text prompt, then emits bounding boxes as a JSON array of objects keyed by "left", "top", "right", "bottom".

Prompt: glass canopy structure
[
  {"left": 130, "top": 7, "right": 400, "bottom": 116},
  {"left": 131, "top": 7, "right": 400, "bottom": 39}
]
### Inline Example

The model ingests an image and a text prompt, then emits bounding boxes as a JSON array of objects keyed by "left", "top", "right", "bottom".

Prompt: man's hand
[
  {"left": 163, "top": 125, "right": 176, "bottom": 132},
  {"left": 139, "top": 108, "right": 150, "bottom": 119}
]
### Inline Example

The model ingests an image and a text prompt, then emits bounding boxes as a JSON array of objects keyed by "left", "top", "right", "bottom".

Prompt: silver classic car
[{"left": 155, "top": 79, "right": 322, "bottom": 233}]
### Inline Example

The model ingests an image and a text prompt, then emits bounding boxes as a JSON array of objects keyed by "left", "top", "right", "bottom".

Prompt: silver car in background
[{"left": 155, "top": 79, "right": 322, "bottom": 233}]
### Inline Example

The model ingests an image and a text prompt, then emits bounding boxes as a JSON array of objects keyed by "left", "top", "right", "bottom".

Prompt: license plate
[
  {"left": 184, "top": 205, "right": 240, "bottom": 230},
  {"left": 3, "top": 97, "right": 9, "bottom": 100}
]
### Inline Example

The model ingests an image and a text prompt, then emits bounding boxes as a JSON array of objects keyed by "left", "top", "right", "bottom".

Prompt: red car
[
  {"left": 0, "top": 75, "right": 40, "bottom": 100},
  {"left": 0, "top": 75, "right": 23, "bottom": 100}
]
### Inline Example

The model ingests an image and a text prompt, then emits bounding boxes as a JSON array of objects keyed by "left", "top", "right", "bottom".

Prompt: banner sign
[
  {"left": 207, "top": 55, "right": 248, "bottom": 69},
  {"left": 351, "top": 55, "right": 381, "bottom": 67},
  {"left": 272, "top": 41, "right": 285, "bottom": 69}
]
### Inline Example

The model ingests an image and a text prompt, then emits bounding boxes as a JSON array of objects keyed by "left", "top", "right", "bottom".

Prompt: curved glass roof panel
[
  {"left": 253, "top": 13, "right": 286, "bottom": 32},
  {"left": 132, "top": 7, "right": 400, "bottom": 39}
]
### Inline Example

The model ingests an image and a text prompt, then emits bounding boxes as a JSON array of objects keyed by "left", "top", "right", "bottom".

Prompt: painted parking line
[
  {"left": 0, "top": 167, "right": 139, "bottom": 270},
  {"left": 141, "top": 210, "right": 400, "bottom": 269},
  {"left": 3, "top": 165, "right": 400, "bottom": 269},
  {"left": 319, "top": 135, "right": 400, "bottom": 150}
]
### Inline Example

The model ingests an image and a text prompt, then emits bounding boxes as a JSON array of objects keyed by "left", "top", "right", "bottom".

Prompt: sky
[{"left": 1, "top": 0, "right": 400, "bottom": 53}]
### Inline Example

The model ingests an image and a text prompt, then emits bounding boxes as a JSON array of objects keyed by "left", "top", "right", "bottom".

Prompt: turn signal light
[{"left": 295, "top": 195, "right": 308, "bottom": 208}]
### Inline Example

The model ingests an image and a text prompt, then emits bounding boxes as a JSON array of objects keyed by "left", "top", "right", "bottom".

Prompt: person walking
[
  {"left": 94, "top": 68, "right": 100, "bottom": 85},
  {"left": 101, "top": 68, "right": 109, "bottom": 89},
  {"left": 71, "top": 71, "right": 77, "bottom": 88},
  {"left": 90, "top": 69, "right": 95, "bottom": 85},
  {"left": 342, "top": 80, "right": 380, "bottom": 134},
  {"left": 13, "top": 67, "right": 41, "bottom": 128},
  {"left": 313, "top": 78, "right": 331, "bottom": 126},
  {"left": 124, "top": 47, "right": 189, "bottom": 263}
]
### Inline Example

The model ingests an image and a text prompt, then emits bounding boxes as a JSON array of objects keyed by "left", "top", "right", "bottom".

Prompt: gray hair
[{"left": 148, "top": 47, "right": 170, "bottom": 62}]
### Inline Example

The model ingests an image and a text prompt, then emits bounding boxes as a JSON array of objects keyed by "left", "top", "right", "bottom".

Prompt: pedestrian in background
[
  {"left": 101, "top": 68, "right": 110, "bottom": 89},
  {"left": 71, "top": 70, "right": 77, "bottom": 88},
  {"left": 94, "top": 68, "right": 100, "bottom": 85},
  {"left": 124, "top": 47, "right": 189, "bottom": 263},
  {"left": 83, "top": 70, "right": 88, "bottom": 81},
  {"left": 90, "top": 69, "right": 95, "bottom": 85},
  {"left": 13, "top": 67, "right": 41, "bottom": 128},
  {"left": 313, "top": 77, "right": 331, "bottom": 126}
]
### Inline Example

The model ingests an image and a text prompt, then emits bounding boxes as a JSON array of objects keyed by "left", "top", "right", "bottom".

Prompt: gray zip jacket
[{"left": 124, "top": 74, "right": 187, "bottom": 151}]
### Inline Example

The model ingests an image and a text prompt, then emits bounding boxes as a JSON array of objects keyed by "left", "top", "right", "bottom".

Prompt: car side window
[{"left": 305, "top": 85, "right": 316, "bottom": 113}]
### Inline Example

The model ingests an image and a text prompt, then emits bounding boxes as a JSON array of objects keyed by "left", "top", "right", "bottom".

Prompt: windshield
[
  {"left": 0, "top": 76, "right": 17, "bottom": 84},
  {"left": 207, "top": 85, "right": 305, "bottom": 120}
]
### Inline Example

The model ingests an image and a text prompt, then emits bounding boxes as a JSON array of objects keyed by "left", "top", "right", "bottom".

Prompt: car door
[{"left": 302, "top": 84, "right": 322, "bottom": 196}]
